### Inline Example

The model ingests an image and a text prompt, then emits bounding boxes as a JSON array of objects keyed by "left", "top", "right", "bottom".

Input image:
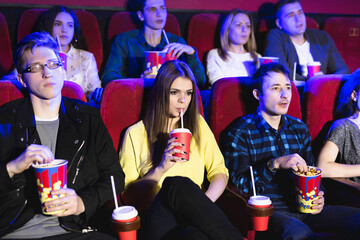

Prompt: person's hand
[
  {"left": 273, "top": 153, "right": 308, "bottom": 172},
  {"left": 310, "top": 191, "right": 325, "bottom": 214},
  {"left": 141, "top": 69, "right": 156, "bottom": 79},
  {"left": 164, "top": 43, "right": 195, "bottom": 58},
  {"left": 313, "top": 71, "right": 324, "bottom": 76},
  {"left": 45, "top": 188, "right": 85, "bottom": 216},
  {"left": 6, "top": 144, "right": 54, "bottom": 178},
  {"left": 156, "top": 136, "right": 186, "bottom": 174}
]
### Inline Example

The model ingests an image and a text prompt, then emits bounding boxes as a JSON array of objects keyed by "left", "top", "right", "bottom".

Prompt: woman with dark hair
[
  {"left": 3, "top": 6, "right": 101, "bottom": 99},
  {"left": 206, "top": 9, "right": 260, "bottom": 85},
  {"left": 317, "top": 69, "right": 360, "bottom": 182},
  {"left": 119, "top": 60, "right": 242, "bottom": 239},
  {"left": 34, "top": 6, "right": 101, "bottom": 98}
]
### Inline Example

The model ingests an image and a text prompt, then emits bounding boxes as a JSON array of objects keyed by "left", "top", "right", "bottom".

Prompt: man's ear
[
  {"left": 17, "top": 72, "right": 27, "bottom": 88},
  {"left": 253, "top": 89, "right": 261, "bottom": 101},
  {"left": 137, "top": 11, "right": 144, "bottom": 22},
  {"left": 351, "top": 90, "right": 357, "bottom": 102},
  {"left": 276, "top": 18, "right": 282, "bottom": 29}
]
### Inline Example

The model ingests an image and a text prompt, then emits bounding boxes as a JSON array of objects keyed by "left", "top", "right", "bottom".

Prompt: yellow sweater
[{"left": 119, "top": 116, "right": 228, "bottom": 188}]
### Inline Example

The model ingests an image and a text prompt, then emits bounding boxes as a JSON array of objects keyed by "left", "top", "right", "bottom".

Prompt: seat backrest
[
  {"left": 0, "top": 80, "right": 87, "bottom": 107},
  {"left": 0, "top": 12, "right": 13, "bottom": 78},
  {"left": 209, "top": 77, "right": 301, "bottom": 143},
  {"left": 107, "top": 11, "right": 180, "bottom": 44},
  {"left": 17, "top": 9, "right": 103, "bottom": 70},
  {"left": 323, "top": 17, "right": 360, "bottom": 72},
  {"left": 302, "top": 74, "right": 347, "bottom": 154},
  {"left": 187, "top": 13, "right": 221, "bottom": 65},
  {"left": 100, "top": 79, "right": 204, "bottom": 151}
]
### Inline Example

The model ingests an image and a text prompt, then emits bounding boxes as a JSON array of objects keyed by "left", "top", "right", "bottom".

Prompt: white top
[
  {"left": 292, "top": 40, "right": 314, "bottom": 77},
  {"left": 206, "top": 49, "right": 259, "bottom": 86},
  {"left": 65, "top": 45, "right": 101, "bottom": 97}
]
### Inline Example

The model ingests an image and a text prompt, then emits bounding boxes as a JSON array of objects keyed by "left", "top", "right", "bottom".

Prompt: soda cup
[
  {"left": 259, "top": 57, "right": 279, "bottom": 65},
  {"left": 248, "top": 195, "right": 272, "bottom": 231},
  {"left": 111, "top": 206, "right": 140, "bottom": 240},
  {"left": 307, "top": 62, "right": 321, "bottom": 78},
  {"left": 169, "top": 128, "right": 191, "bottom": 162},
  {"left": 33, "top": 159, "right": 68, "bottom": 215},
  {"left": 165, "top": 49, "right": 177, "bottom": 61},
  {"left": 293, "top": 166, "right": 322, "bottom": 213}
]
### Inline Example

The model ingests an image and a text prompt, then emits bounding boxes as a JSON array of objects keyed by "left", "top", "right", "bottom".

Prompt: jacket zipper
[
  {"left": 72, "top": 155, "right": 84, "bottom": 184},
  {"left": 9, "top": 198, "right": 27, "bottom": 226},
  {"left": 67, "top": 140, "right": 85, "bottom": 174},
  {"left": 60, "top": 224, "right": 97, "bottom": 233}
]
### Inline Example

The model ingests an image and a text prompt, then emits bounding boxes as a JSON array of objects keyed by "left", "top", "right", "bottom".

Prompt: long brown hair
[
  {"left": 219, "top": 9, "right": 258, "bottom": 64},
  {"left": 144, "top": 60, "right": 200, "bottom": 169}
]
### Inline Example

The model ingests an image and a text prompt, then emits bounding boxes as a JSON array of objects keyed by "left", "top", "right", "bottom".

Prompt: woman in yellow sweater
[{"left": 119, "top": 60, "right": 242, "bottom": 240}]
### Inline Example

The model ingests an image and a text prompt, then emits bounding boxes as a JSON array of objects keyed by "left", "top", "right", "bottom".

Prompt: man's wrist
[{"left": 267, "top": 159, "right": 279, "bottom": 172}]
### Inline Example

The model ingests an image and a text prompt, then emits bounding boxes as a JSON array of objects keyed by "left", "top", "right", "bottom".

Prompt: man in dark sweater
[{"left": 265, "top": 0, "right": 350, "bottom": 81}]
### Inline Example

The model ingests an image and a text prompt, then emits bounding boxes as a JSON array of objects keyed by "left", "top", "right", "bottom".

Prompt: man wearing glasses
[{"left": 0, "top": 32, "right": 124, "bottom": 239}]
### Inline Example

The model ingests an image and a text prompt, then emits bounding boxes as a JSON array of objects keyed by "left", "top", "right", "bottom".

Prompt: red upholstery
[
  {"left": 107, "top": 11, "right": 180, "bottom": 44},
  {"left": 302, "top": 74, "right": 347, "bottom": 153},
  {"left": 17, "top": 9, "right": 103, "bottom": 70},
  {"left": 323, "top": 17, "right": 360, "bottom": 72},
  {"left": 0, "top": 12, "right": 13, "bottom": 78},
  {"left": 209, "top": 77, "right": 301, "bottom": 143},
  {"left": 187, "top": 13, "right": 221, "bottom": 64},
  {"left": 0, "top": 80, "right": 86, "bottom": 107},
  {"left": 100, "top": 79, "right": 204, "bottom": 151}
]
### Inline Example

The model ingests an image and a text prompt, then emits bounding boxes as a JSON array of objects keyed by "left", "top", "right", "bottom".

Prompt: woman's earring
[{"left": 75, "top": 38, "right": 78, "bottom": 43}]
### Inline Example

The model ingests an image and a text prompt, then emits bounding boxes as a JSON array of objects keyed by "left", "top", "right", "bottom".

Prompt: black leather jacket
[{"left": 0, "top": 97, "right": 124, "bottom": 236}]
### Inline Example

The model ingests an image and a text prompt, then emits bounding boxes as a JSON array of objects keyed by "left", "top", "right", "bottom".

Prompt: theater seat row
[
  {"left": 0, "top": 72, "right": 353, "bottom": 239},
  {"left": 0, "top": 10, "right": 359, "bottom": 78}
]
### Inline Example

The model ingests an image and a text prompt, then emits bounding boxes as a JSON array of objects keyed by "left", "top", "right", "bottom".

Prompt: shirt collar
[
  {"left": 137, "top": 28, "right": 168, "bottom": 49},
  {"left": 254, "top": 108, "right": 289, "bottom": 133}
]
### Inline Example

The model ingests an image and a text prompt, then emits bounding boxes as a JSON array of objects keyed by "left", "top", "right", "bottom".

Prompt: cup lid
[
  {"left": 307, "top": 61, "right": 321, "bottom": 66},
  {"left": 259, "top": 56, "right": 279, "bottom": 60},
  {"left": 170, "top": 128, "right": 191, "bottom": 134},
  {"left": 112, "top": 206, "right": 138, "bottom": 220},
  {"left": 248, "top": 195, "right": 272, "bottom": 205}
]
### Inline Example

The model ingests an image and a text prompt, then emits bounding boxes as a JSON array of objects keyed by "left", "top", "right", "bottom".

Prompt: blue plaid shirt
[{"left": 222, "top": 109, "right": 314, "bottom": 210}]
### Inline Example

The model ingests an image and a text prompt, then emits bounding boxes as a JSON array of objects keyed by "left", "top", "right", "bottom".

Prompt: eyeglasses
[{"left": 22, "top": 60, "right": 62, "bottom": 73}]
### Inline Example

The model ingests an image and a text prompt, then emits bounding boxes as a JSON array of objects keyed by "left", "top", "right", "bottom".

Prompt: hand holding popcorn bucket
[
  {"left": 33, "top": 159, "right": 68, "bottom": 215},
  {"left": 293, "top": 166, "right": 322, "bottom": 213}
]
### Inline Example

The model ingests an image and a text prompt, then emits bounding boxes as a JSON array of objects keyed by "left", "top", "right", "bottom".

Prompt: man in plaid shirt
[{"left": 222, "top": 63, "right": 360, "bottom": 239}]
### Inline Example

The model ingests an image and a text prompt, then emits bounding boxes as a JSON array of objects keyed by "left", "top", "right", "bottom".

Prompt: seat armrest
[{"left": 322, "top": 177, "right": 360, "bottom": 208}]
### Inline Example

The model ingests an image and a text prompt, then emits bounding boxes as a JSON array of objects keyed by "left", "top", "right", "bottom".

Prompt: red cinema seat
[
  {"left": 107, "top": 11, "right": 180, "bottom": 44},
  {"left": 302, "top": 74, "right": 347, "bottom": 154},
  {"left": 0, "top": 80, "right": 86, "bottom": 107},
  {"left": 323, "top": 17, "right": 360, "bottom": 72},
  {"left": 100, "top": 79, "right": 203, "bottom": 152},
  {"left": 209, "top": 77, "right": 301, "bottom": 143},
  {"left": 187, "top": 13, "right": 221, "bottom": 64},
  {"left": 17, "top": 9, "right": 103, "bottom": 71},
  {"left": 0, "top": 12, "right": 13, "bottom": 78}
]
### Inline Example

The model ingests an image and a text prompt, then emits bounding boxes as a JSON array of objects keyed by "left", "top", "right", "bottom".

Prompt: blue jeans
[
  {"left": 143, "top": 176, "right": 243, "bottom": 240},
  {"left": 256, "top": 205, "right": 360, "bottom": 240}
]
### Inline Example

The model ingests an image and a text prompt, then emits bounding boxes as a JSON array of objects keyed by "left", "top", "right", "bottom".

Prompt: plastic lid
[
  {"left": 307, "top": 61, "right": 321, "bottom": 66},
  {"left": 248, "top": 195, "right": 272, "bottom": 206},
  {"left": 112, "top": 206, "right": 138, "bottom": 221},
  {"left": 170, "top": 128, "right": 191, "bottom": 134}
]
